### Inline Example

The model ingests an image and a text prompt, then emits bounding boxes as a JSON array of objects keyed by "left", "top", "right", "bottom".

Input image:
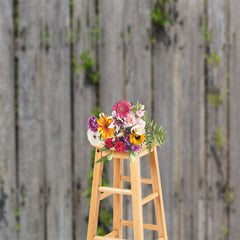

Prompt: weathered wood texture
[
  {"left": 18, "top": 1, "right": 45, "bottom": 239},
  {"left": 1, "top": 0, "right": 240, "bottom": 239},
  {"left": 99, "top": 0, "right": 125, "bottom": 237},
  {"left": 44, "top": 0, "right": 72, "bottom": 239},
  {"left": 124, "top": 1, "right": 152, "bottom": 239},
  {"left": 206, "top": 1, "right": 229, "bottom": 239},
  {"left": 0, "top": 1, "right": 17, "bottom": 240},
  {"left": 229, "top": 0, "right": 240, "bottom": 239},
  {"left": 73, "top": 0, "right": 97, "bottom": 239}
]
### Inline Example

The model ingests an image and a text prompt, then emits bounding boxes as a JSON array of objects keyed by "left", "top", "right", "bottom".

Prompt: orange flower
[{"left": 97, "top": 115, "right": 115, "bottom": 139}]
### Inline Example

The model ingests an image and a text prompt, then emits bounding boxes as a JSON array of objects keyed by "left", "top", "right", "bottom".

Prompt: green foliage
[
  {"left": 91, "top": 16, "right": 100, "bottom": 41},
  {"left": 73, "top": 50, "right": 99, "bottom": 84},
  {"left": 152, "top": 0, "right": 171, "bottom": 28},
  {"left": 224, "top": 188, "right": 235, "bottom": 204},
  {"left": 203, "top": 17, "right": 211, "bottom": 45},
  {"left": 14, "top": 208, "right": 20, "bottom": 231},
  {"left": 215, "top": 127, "right": 226, "bottom": 149},
  {"left": 207, "top": 88, "right": 228, "bottom": 107},
  {"left": 206, "top": 51, "right": 221, "bottom": 66},
  {"left": 143, "top": 112, "right": 167, "bottom": 154},
  {"left": 91, "top": 106, "right": 101, "bottom": 118},
  {"left": 97, "top": 207, "right": 112, "bottom": 235},
  {"left": 220, "top": 226, "right": 229, "bottom": 237},
  {"left": 14, "top": 208, "right": 20, "bottom": 217}
]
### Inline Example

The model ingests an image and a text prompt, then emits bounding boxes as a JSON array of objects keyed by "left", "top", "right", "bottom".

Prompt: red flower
[
  {"left": 115, "top": 141, "right": 125, "bottom": 152},
  {"left": 105, "top": 138, "right": 115, "bottom": 148},
  {"left": 113, "top": 100, "right": 132, "bottom": 118}
]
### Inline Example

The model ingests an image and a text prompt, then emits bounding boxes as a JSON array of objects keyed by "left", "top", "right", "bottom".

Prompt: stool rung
[
  {"left": 94, "top": 236, "right": 126, "bottom": 240},
  {"left": 99, "top": 186, "right": 132, "bottom": 195},
  {"left": 120, "top": 176, "right": 152, "bottom": 184},
  {"left": 99, "top": 192, "right": 112, "bottom": 201},
  {"left": 142, "top": 192, "right": 159, "bottom": 205},
  {"left": 105, "top": 230, "right": 118, "bottom": 237},
  {"left": 120, "top": 220, "right": 158, "bottom": 231}
]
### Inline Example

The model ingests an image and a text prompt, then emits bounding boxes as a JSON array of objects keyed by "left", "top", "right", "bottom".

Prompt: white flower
[
  {"left": 87, "top": 129, "right": 103, "bottom": 146},
  {"left": 131, "top": 125, "right": 145, "bottom": 135}
]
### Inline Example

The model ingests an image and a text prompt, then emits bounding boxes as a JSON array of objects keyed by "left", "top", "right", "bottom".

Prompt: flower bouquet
[{"left": 87, "top": 100, "right": 167, "bottom": 163}]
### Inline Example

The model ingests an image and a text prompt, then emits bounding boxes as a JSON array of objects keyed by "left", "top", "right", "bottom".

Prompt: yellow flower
[
  {"left": 97, "top": 115, "right": 115, "bottom": 139},
  {"left": 129, "top": 133, "right": 146, "bottom": 145}
]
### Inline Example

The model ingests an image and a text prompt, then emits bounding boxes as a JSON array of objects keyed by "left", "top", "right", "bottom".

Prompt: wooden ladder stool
[{"left": 87, "top": 144, "right": 168, "bottom": 240}]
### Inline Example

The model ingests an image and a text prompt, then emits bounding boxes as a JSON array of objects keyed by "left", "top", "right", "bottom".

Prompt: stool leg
[
  {"left": 113, "top": 158, "right": 123, "bottom": 238},
  {"left": 87, "top": 150, "right": 104, "bottom": 240},
  {"left": 130, "top": 156, "right": 144, "bottom": 240},
  {"left": 149, "top": 146, "right": 168, "bottom": 240}
]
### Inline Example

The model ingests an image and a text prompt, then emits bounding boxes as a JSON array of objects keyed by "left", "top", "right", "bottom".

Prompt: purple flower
[
  {"left": 88, "top": 115, "right": 99, "bottom": 132},
  {"left": 124, "top": 135, "right": 131, "bottom": 146},
  {"left": 124, "top": 145, "right": 130, "bottom": 152},
  {"left": 131, "top": 144, "right": 141, "bottom": 153}
]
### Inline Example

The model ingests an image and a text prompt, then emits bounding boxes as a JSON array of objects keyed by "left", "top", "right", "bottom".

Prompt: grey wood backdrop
[{"left": 0, "top": 0, "right": 239, "bottom": 240}]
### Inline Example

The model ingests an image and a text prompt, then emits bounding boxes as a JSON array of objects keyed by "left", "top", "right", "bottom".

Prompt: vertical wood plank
[
  {"left": 124, "top": 1, "right": 152, "bottom": 239},
  {"left": 73, "top": 0, "right": 97, "bottom": 239},
  {"left": 18, "top": 0, "right": 45, "bottom": 239},
  {"left": 206, "top": 0, "right": 229, "bottom": 239},
  {"left": 0, "top": 1, "right": 17, "bottom": 239},
  {"left": 177, "top": 1, "right": 205, "bottom": 239},
  {"left": 229, "top": 0, "right": 240, "bottom": 239},
  {"left": 153, "top": 1, "right": 205, "bottom": 240},
  {"left": 44, "top": 0, "right": 72, "bottom": 239},
  {"left": 152, "top": 2, "right": 178, "bottom": 239},
  {"left": 99, "top": 0, "right": 125, "bottom": 236}
]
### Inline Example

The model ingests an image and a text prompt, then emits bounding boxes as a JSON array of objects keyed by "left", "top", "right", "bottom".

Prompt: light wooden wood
[
  {"left": 87, "top": 150, "right": 104, "bottom": 240},
  {"left": 94, "top": 236, "right": 126, "bottom": 240},
  {"left": 120, "top": 176, "right": 152, "bottom": 184},
  {"left": 105, "top": 230, "right": 118, "bottom": 237},
  {"left": 130, "top": 156, "right": 144, "bottom": 240},
  {"left": 88, "top": 144, "right": 168, "bottom": 239},
  {"left": 142, "top": 192, "right": 159, "bottom": 206},
  {"left": 149, "top": 147, "right": 168, "bottom": 240},
  {"left": 120, "top": 220, "right": 158, "bottom": 231},
  {"left": 99, "top": 192, "right": 112, "bottom": 201},
  {"left": 99, "top": 187, "right": 131, "bottom": 196},
  {"left": 113, "top": 158, "right": 123, "bottom": 238}
]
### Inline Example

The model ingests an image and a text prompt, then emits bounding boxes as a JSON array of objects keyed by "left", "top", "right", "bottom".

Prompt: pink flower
[
  {"left": 113, "top": 100, "right": 132, "bottom": 119},
  {"left": 125, "top": 112, "right": 137, "bottom": 127},
  {"left": 136, "top": 110, "right": 145, "bottom": 117},
  {"left": 137, "top": 118, "right": 146, "bottom": 127}
]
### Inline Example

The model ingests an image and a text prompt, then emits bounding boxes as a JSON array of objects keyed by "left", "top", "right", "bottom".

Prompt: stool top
[{"left": 92, "top": 143, "right": 158, "bottom": 159}]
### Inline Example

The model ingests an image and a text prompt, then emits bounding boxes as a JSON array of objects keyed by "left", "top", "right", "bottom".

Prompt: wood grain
[
  {"left": 229, "top": 0, "right": 240, "bottom": 239},
  {"left": 206, "top": 0, "right": 229, "bottom": 239},
  {"left": 0, "top": 1, "right": 17, "bottom": 239},
  {"left": 18, "top": 0, "right": 45, "bottom": 239},
  {"left": 99, "top": 0, "right": 125, "bottom": 237},
  {"left": 73, "top": 0, "right": 97, "bottom": 239},
  {"left": 124, "top": 0, "right": 152, "bottom": 238},
  {"left": 44, "top": 0, "right": 72, "bottom": 239}
]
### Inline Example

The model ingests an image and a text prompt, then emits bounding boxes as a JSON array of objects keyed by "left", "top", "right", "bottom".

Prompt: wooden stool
[{"left": 87, "top": 144, "right": 168, "bottom": 240}]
